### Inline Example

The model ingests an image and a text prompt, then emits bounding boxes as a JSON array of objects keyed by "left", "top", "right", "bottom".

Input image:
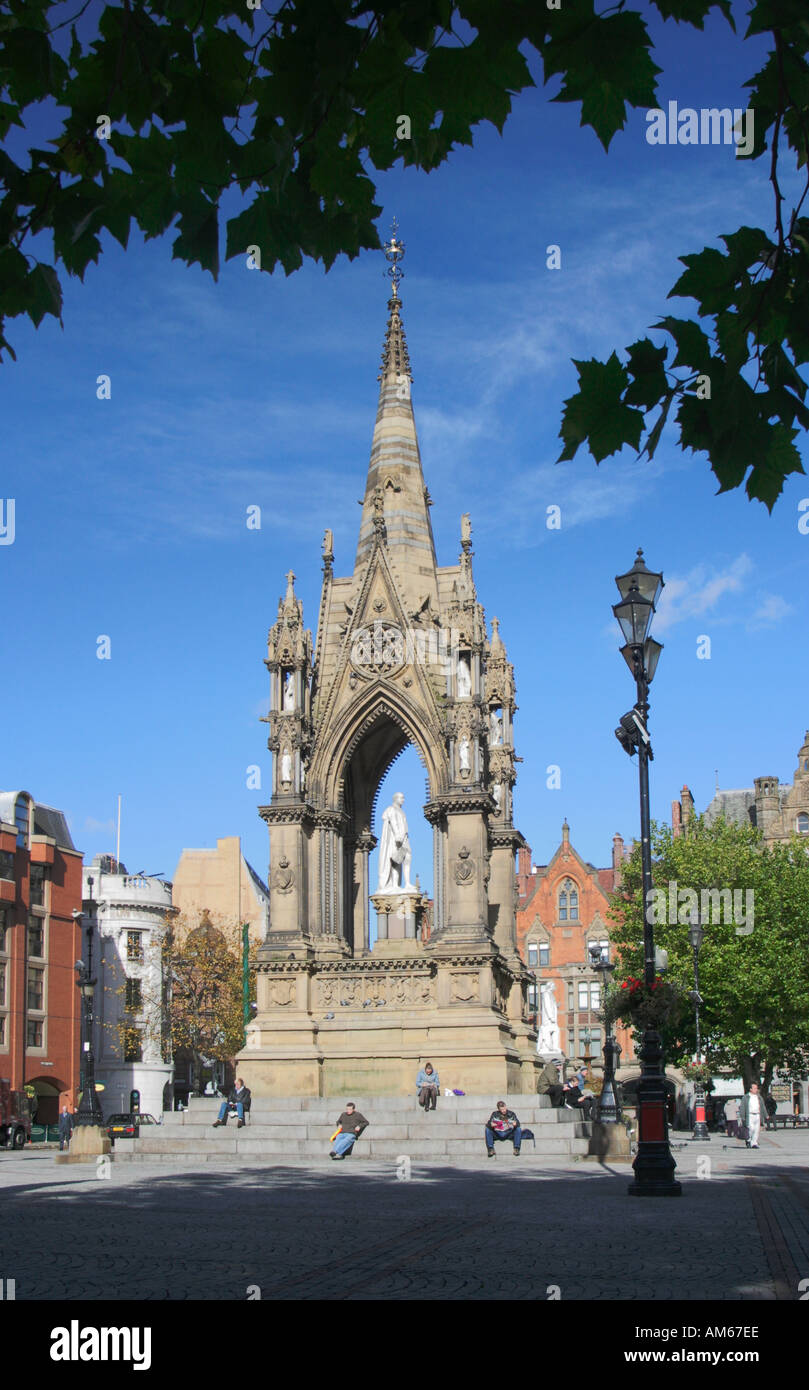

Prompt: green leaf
[
  {"left": 624, "top": 337, "right": 669, "bottom": 408},
  {"left": 558, "top": 352, "right": 644, "bottom": 463},
  {"left": 172, "top": 197, "right": 219, "bottom": 277},
  {"left": 544, "top": 8, "right": 661, "bottom": 150},
  {"left": 655, "top": 315, "right": 713, "bottom": 372},
  {"left": 26, "top": 261, "right": 62, "bottom": 328}
]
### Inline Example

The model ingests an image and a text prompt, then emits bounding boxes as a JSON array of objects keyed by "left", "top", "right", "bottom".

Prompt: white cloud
[
  {"left": 654, "top": 554, "right": 753, "bottom": 632},
  {"left": 745, "top": 594, "right": 794, "bottom": 630}
]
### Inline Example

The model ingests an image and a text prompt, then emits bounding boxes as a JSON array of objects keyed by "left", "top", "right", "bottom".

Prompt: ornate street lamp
[
  {"left": 689, "top": 911, "right": 711, "bottom": 1142},
  {"left": 74, "top": 876, "right": 104, "bottom": 1127},
  {"left": 613, "top": 549, "right": 681, "bottom": 1197},
  {"left": 590, "top": 945, "right": 622, "bottom": 1122}
]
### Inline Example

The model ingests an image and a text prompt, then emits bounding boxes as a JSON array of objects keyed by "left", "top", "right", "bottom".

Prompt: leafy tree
[
  {"left": 103, "top": 908, "right": 257, "bottom": 1096},
  {"left": 2, "top": 1, "right": 808, "bottom": 502},
  {"left": 608, "top": 817, "right": 809, "bottom": 1089}
]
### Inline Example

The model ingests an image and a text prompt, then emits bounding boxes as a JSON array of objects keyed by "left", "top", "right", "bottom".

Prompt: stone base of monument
[
  {"left": 583, "top": 1120, "right": 633, "bottom": 1161},
  {"left": 371, "top": 891, "right": 425, "bottom": 942},
  {"left": 54, "top": 1124, "right": 112, "bottom": 1164}
]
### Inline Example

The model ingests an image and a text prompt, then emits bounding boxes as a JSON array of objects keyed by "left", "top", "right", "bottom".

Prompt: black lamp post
[
  {"left": 613, "top": 549, "right": 681, "bottom": 1197},
  {"left": 591, "top": 945, "right": 622, "bottom": 1122},
  {"left": 689, "top": 911, "right": 711, "bottom": 1141},
  {"left": 74, "top": 876, "right": 104, "bottom": 1127}
]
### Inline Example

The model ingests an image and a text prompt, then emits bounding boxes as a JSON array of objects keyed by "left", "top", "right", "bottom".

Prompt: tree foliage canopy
[
  {"left": 2, "top": 1, "right": 808, "bottom": 502},
  {"left": 608, "top": 817, "right": 809, "bottom": 1087}
]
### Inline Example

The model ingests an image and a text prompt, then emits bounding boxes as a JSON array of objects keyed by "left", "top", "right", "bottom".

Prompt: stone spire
[{"left": 354, "top": 221, "right": 438, "bottom": 590}]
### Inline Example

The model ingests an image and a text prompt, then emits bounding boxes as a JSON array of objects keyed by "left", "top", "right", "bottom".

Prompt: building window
[
  {"left": 567, "top": 1030, "right": 575, "bottom": 1055},
  {"left": 0, "top": 962, "right": 5, "bottom": 1006},
  {"left": 0, "top": 1015, "right": 5, "bottom": 1047},
  {"left": 590, "top": 983, "right": 601, "bottom": 1011},
  {"left": 569, "top": 888, "right": 579, "bottom": 921},
  {"left": 797, "top": 812, "right": 809, "bottom": 834},
  {"left": 589, "top": 1028, "right": 602, "bottom": 1058},
  {"left": 15, "top": 794, "right": 30, "bottom": 849},
  {"left": 27, "top": 1019, "right": 43, "bottom": 1047},
  {"left": 578, "top": 982, "right": 589, "bottom": 1010},
  {"left": 123, "top": 1028, "right": 143, "bottom": 1063},
  {"left": 29, "top": 863, "right": 48, "bottom": 906},
  {"left": 126, "top": 931, "right": 144, "bottom": 962},
  {"left": 567, "top": 982, "right": 574, "bottom": 1011},
  {"left": 125, "top": 978, "right": 143, "bottom": 1012},
  {"left": 539, "top": 943, "right": 550, "bottom": 967},
  {"left": 27, "top": 966, "right": 44, "bottom": 1011},
  {"left": 528, "top": 983, "right": 538, "bottom": 1011},
  {"left": 588, "top": 939, "right": 609, "bottom": 964},
  {"left": 0, "top": 850, "right": 14, "bottom": 882},
  {"left": 558, "top": 890, "right": 567, "bottom": 921},
  {"left": 527, "top": 943, "right": 538, "bottom": 967},
  {"left": 27, "top": 918, "right": 45, "bottom": 958},
  {"left": 0, "top": 907, "right": 7, "bottom": 952}
]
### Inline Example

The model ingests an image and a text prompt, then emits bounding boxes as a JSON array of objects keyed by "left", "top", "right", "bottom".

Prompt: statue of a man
[
  {"left": 280, "top": 748, "right": 292, "bottom": 786},
  {"left": 377, "top": 792, "right": 415, "bottom": 892},
  {"left": 536, "top": 981, "right": 561, "bottom": 1055},
  {"left": 458, "top": 737, "right": 471, "bottom": 775},
  {"left": 457, "top": 656, "right": 472, "bottom": 698},
  {"left": 283, "top": 672, "right": 295, "bottom": 711},
  {"left": 491, "top": 710, "right": 504, "bottom": 745}
]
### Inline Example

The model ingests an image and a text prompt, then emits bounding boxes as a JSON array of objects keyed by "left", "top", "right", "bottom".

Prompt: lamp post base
[
  {"left": 691, "top": 1083, "right": 711, "bottom": 1141},
  {"left": 627, "top": 1028, "right": 682, "bottom": 1197}
]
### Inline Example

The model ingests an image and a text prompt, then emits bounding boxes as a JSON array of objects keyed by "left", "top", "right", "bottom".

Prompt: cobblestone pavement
[{"left": 2, "top": 1131, "right": 808, "bottom": 1301}]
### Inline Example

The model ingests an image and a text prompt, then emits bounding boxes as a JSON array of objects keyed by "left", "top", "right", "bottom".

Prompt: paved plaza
[{"left": 3, "top": 1130, "right": 809, "bottom": 1301}]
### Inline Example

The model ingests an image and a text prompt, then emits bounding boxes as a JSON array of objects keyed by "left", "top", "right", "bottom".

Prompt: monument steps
[{"left": 113, "top": 1096, "right": 595, "bottom": 1164}]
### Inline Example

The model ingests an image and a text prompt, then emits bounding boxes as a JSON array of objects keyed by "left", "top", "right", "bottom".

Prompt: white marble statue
[
  {"left": 458, "top": 737, "right": 471, "bottom": 774},
  {"left": 490, "top": 710, "right": 504, "bottom": 745},
  {"left": 492, "top": 782, "right": 502, "bottom": 812},
  {"left": 280, "top": 748, "right": 292, "bottom": 786},
  {"left": 377, "top": 792, "right": 415, "bottom": 892},
  {"left": 283, "top": 672, "right": 295, "bottom": 710},
  {"left": 536, "top": 981, "right": 561, "bottom": 1055},
  {"left": 456, "top": 656, "right": 472, "bottom": 698}
]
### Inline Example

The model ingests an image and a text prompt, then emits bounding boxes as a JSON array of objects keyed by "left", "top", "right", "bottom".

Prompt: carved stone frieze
[
  {"left": 272, "top": 856, "right": 295, "bottom": 894},
  {"left": 450, "top": 971, "right": 479, "bottom": 1002}
]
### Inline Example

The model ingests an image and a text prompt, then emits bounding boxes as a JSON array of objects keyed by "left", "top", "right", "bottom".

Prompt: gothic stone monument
[{"left": 237, "top": 225, "right": 539, "bottom": 1096}]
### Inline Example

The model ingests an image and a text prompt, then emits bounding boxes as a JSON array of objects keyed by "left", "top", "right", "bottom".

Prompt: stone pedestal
[
  {"left": 54, "top": 1124, "right": 112, "bottom": 1164},
  {"left": 584, "top": 1120, "right": 633, "bottom": 1161},
  {"left": 371, "top": 891, "right": 424, "bottom": 942}
]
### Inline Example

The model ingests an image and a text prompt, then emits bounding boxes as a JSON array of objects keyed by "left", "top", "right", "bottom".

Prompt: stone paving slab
[{"left": 2, "top": 1130, "right": 809, "bottom": 1301}]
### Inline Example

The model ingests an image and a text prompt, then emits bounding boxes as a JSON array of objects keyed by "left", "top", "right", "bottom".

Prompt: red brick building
[
  {"left": 0, "top": 791, "right": 83, "bottom": 1122},
  {"left": 516, "top": 821, "right": 636, "bottom": 1071}
]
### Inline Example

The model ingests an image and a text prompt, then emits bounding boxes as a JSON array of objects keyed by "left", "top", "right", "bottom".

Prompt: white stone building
[{"left": 83, "top": 855, "right": 175, "bottom": 1118}]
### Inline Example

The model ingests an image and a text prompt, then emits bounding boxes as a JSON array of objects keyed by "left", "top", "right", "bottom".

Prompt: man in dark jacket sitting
[
  {"left": 212, "top": 1078, "right": 251, "bottom": 1129},
  {"left": 485, "top": 1101, "right": 522, "bottom": 1156}
]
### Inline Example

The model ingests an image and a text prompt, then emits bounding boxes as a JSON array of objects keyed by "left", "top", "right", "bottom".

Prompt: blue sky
[{"left": 3, "top": 3, "right": 808, "bottom": 894}]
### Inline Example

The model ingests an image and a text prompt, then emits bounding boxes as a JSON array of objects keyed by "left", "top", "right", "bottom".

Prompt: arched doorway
[{"left": 26, "top": 1075, "right": 66, "bottom": 1125}]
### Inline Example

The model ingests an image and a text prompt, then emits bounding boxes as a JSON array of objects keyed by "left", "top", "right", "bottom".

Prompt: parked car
[{"left": 105, "top": 1113, "right": 160, "bottom": 1145}]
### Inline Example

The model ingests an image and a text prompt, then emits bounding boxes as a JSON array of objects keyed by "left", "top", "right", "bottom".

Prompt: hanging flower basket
[{"left": 602, "top": 975, "right": 684, "bottom": 1033}]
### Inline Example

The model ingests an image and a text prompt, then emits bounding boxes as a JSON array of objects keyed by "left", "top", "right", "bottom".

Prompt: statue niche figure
[
  {"left": 536, "top": 980, "right": 561, "bottom": 1056},
  {"left": 283, "top": 672, "right": 295, "bottom": 710},
  {"left": 377, "top": 792, "right": 416, "bottom": 893}
]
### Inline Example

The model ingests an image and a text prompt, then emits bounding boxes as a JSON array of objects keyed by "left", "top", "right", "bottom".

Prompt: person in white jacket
[{"left": 739, "top": 1084, "right": 767, "bottom": 1148}]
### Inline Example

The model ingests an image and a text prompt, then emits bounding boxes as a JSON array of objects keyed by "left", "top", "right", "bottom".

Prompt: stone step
[
  {"left": 168, "top": 1111, "right": 581, "bottom": 1134},
  {"left": 113, "top": 1150, "right": 592, "bottom": 1167},
  {"left": 115, "top": 1134, "right": 591, "bottom": 1162},
  {"left": 178, "top": 1094, "right": 559, "bottom": 1113},
  {"left": 153, "top": 1118, "right": 587, "bottom": 1141}
]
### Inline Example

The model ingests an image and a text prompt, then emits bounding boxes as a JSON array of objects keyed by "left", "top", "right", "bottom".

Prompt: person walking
[
  {"left": 763, "top": 1092, "right": 778, "bottom": 1131},
  {"left": 57, "top": 1104, "right": 73, "bottom": 1152},
  {"left": 740, "top": 1084, "right": 767, "bottom": 1149},
  {"left": 330, "top": 1103, "right": 370, "bottom": 1159},
  {"left": 416, "top": 1062, "right": 439, "bottom": 1111},
  {"left": 724, "top": 1096, "right": 739, "bottom": 1139},
  {"left": 484, "top": 1101, "right": 522, "bottom": 1157}
]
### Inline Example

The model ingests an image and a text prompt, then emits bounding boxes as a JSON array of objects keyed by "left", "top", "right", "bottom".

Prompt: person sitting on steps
[
  {"left": 330, "top": 1102, "right": 370, "bottom": 1159},
  {"left": 485, "top": 1101, "right": 522, "bottom": 1157},
  {"left": 212, "top": 1077, "right": 251, "bottom": 1129},
  {"left": 416, "top": 1061, "right": 439, "bottom": 1111}
]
